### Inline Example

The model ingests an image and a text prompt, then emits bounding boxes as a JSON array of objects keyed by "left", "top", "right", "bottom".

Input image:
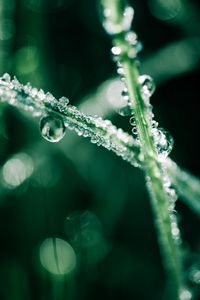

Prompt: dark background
[{"left": 0, "top": 0, "right": 200, "bottom": 299}]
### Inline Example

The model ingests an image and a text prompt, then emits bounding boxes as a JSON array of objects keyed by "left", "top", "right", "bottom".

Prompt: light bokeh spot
[
  {"left": 2, "top": 153, "right": 34, "bottom": 189},
  {"left": 39, "top": 238, "right": 76, "bottom": 276}
]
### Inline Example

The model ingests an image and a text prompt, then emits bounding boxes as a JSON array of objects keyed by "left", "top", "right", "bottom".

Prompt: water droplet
[
  {"left": 129, "top": 116, "right": 135, "bottom": 126},
  {"left": 132, "top": 127, "right": 138, "bottom": 135},
  {"left": 111, "top": 46, "right": 121, "bottom": 56},
  {"left": 30, "top": 87, "right": 38, "bottom": 97},
  {"left": 117, "top": 66, "right": 125, "bottom": 75},
  {"left": 121, "top": 88, "right": 129, "bottom": 101},
  {"left": 122, "top": 6, "right": 134, "bottom": 31},
  {"left": 138, "top": 75, "right": 156, "bottom": 98},
  {"left": 1, "top": 73, "right": 11, "bottom": 83},
  {"left": 102, "top": 6, "right": 134, "bottom": 35},
  {"left": 128, "top": 48, "right": 137, "bottom": 59},
  {"left": 118, "top": 104, "right": 133, "bottom": 116},
  {"left": 59, "top": 96, "right": 69, "bottom": 105},
  {"left": 120, "top": 76, "right": 126, "bottom": 82},
  {"left": 118, "top": 89, "right": 133, "bottom": 116},
  {"left": 102, "top": 7, "right": 121, "bottom": 35},
  {"left": 40, "top": 115, "right": 66, "bottom": 143},
  {"left": 153, "top": 128, "right": 174, "bottom": 159},
  {"left": 125, "top": 31, "right": 137, "bottom": 45},
  {"left": 171, "top": 221, "right": 180, "bottom": 239},
  {"left": 45, "top": 92, "right": 55, "bottom": 102}
]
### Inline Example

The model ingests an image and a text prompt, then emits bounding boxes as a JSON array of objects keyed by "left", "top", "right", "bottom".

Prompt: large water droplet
[
  {"left": 40, "top": 115, "right": 66, "bottom": 143},
  {"left": 153, "top": 128, "right": 174, "bottom": 159},
  {"left": 138, "top": 75, "right": 156, "bottom": 98}
]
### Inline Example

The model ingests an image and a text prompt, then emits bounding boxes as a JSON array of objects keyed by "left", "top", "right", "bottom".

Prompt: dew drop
[
  {"left": 129, "top": 116, "right": 135, "bottom": 126},
  {"left": 125, "top": 31, "right": 137, "bottom": 45},
  {"left": 118, "top": 89, "right": 133, "bottom": 116},
  {"left": 1, "top": 73, "right": 11, "bottom": 83},
  {"left": 111, "top": 46, "right": 121, "bottom": 56},
  {"left": 153, "top": 128, "right": 174, "bottom": 159},
  {"left": 122, "top": 6, "right": 134, "bottom": 32},
  {"left": 120, "top": 76, "right": 126, "bottom": 82},
  {"left": 102, "top": 6, "right": 134, "bottom": 35},
  {"left": 102, "top": 7, "right": 122, "bottom": 35},
  {"left": 118, "top": 104, "right": 133, "bottom": 117},
  {"left": 40, "top": 115, "right": 66, "bottom": 143},
  {"left": 59, "top": 96, "right": 69, "bottom": 105},
  {"left": 138, "top": 75, "right": 156, "bottom": 98},
  {"left": 45, "top": 92, "right": 55, "bottom": 102},
  {"left": 132, "top": 127, "right": 137, "bottom": 134},
  {"left": 117, "top": 66, "right": 125, "bottom": 76},
  {"left": 121, "top": 88, "right": 129, "bottom": 101}
]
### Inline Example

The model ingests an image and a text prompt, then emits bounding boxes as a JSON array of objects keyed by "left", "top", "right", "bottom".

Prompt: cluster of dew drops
[
  {"left": 102, "top": 4, "right": 174, "bottom": 161},
  {"left": 0, "top": 73, "right": 140, "bottom": 168}
]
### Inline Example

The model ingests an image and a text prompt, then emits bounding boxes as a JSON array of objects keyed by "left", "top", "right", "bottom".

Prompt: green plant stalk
[
  {"left": 123, "top": 53, "right": 182, "bottom": 300},
  {"left": 101, "top": 1, "right": 184, "bottom": 298}
]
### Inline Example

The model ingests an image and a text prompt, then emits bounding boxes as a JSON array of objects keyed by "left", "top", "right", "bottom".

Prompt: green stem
[
  {"left": 123, "top": 55, "right": 182, "bottom": 300},
  {"left": 101, "top": 1, "right": 184, "bottom": 298}
]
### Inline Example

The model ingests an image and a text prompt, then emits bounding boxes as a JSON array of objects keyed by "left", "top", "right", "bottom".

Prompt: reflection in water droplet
[
  {"left": 40, "top": 115, "right": 66, "bottom": 143},
  {"left": 138, "top": 75, "right": 156, "bottom": 98},
  {"left": 39, "top": 238, "right": 76, "bottom": 276}
]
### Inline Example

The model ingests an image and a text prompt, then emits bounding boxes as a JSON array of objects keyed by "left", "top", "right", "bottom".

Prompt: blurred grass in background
[{"left": 0, "top": 0, "right": 200, "bottom": 299}]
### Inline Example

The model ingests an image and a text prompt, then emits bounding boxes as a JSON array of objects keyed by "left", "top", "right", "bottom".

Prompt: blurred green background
[{"left": 0, "top": 0, "right": 200, "bottom": 299}]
